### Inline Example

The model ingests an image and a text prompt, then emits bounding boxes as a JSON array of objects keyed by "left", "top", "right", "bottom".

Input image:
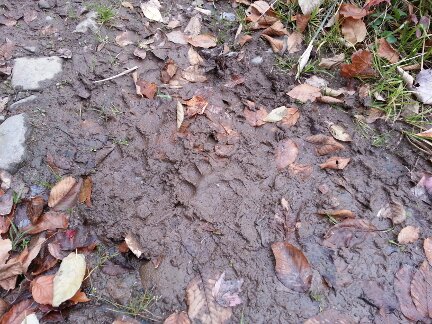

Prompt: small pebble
[
  {"left": 251, "top": 56, "right": 263, "bottom": 65},
  {"left": 220, "top": 12, "right": 236, "bottom": 22}
]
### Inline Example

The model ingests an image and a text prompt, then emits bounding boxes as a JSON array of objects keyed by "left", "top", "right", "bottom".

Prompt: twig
[{"left": 94, "top": 66, "right": 138, "bottom": 84}]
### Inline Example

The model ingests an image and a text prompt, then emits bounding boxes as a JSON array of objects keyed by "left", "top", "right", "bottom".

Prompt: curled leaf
[
  {"left": 176, "top": 101, "right": 184, "bottom": 130},
  {"left": 317, "top": 209, "right": 355, "bottom": 219},
  {"left": 48, "top": 177, "right": 82, "bottom": 211},
  {"left": 263, "top": 106, "right": 288, "bottom": 122},
  {"left": 329, "top": 124, "right": 352, "bottom": 142},
  {"left": 271, "top": 242, "right": 312, "bottom": 292},
  {"left": 306, "top": 134, "right": 345, "bottom": 156},
  {"left": 319, "top": 156, "right": 351, "bottom": 170},
  {"left": 188, "top": 34, "right": 217, "bottom": 48}
]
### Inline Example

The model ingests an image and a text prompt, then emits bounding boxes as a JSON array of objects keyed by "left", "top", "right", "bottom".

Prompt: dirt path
[{"left": 1, "top": 0, "right": 432, "bottom": 323}]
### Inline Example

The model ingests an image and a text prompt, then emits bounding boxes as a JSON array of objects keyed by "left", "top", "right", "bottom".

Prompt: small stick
[{"left": 93, "top": 66, "right": 138, "bottom": 84}]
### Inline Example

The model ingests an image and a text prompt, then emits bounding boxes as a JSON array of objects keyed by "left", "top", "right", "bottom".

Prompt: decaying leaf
[
  {"left": 261, "top": 34, "right": 284, "bottom": 53},
  {"left": 298, "top": 0, "right": 322, "bottom": 15},
  {"left": 329, "top": 124, "right": 352, "bottom": 142},
  {"left": 132, "top": 72, "right": 158, "bottom": 99},
  {"left": 176, "top": 101, "right": 185, "bottom": 130},
  {"left": 186, "top": 271, "right": 232, "bottom": 324},
  {"left": 212, "top": 272, "right": 243, "bottom": 307},
  {"left": 31, "top": 274, "right": 54, "bottom": 305},
  {"left": 25, "top": 211, "right": 68, "bottom": 235},
  {"left": 377, "top": 38, "right": 399, "bottom": 63},
  {"left": 164, "top": 311, "right": 191, "bottom": 324},
  {"left": 188, "top": 47, "right": 204, "bottom": 66},
  {"left": 70, "top": 291, "right": 91, "bottom": 304},
  {"left": 341, "top": 18, "right": 367, "bottom": 45},
  {"left": 339, "top": 3, "right": 370, "bottom": 19},
  {"left": 411, "top": 260, "right": 432, "bottom": 318},
  {"left": 317, "top": 209, "right": 355, "bottom": 219},
  {"left": 78, "top": 176, "right": 92, "bottom": 207},
  {"left": 341, "top": 50, "right": 376, "bottom": 78},
  {"left": 0, "top": 299, "right": 35, "bottom": 324},
  {"left": 295, "top": 14, "right": 311, "bottom": 33},
  {"left": 377, "top": 201, "right": 406, "bottom": 225},
  {"left": 48, "top": 177, "right": 82, "bottom": 211},
  {"left": 52, "top": 253, "right": 86, "bottom": 307},
  {"left": 184, "top": 96, "right": 208, "bottom": 117},
  {"left": 395, "top": 264, "right": 426, "bottom": 322},
  {"left": 398, "top": 226, "right": 420, "bottom": 244},
  {"left": 319, "top": 157, "right": 351, "bottom": 170},
  {"left": 425, "top": 238, "right": 432, "bottom": 266},
  {"left": 306, "top": 134, "right": 345, "bottom": 156},
  {"left": 166, "top": 30, "right": 188, "bottom": 45},
  {"left": 124, "top": 233, "right": 144, "bottom": 258},
  {"left": 288, "top": 163, "right": 313, "bottom": 180},
  {"left": 243, "top": 107, "right": 268, "bottom": 127},
  {"left": 304, "top": 309, "right": 356, "bottom": 324},
  {"left": 275, "top": 139, "right": 299, "bottom": 170},
  {"left": 115, "top": 31, "right": 136, "bottom": 47},
  {"left": 27, "top": 197, "right": 45, "bottom": 224},
  {"left": 245, "top": 1, "right": 278, "bottom": 29},
  {"left": 188, "top": 34, "right": 217, "bottom": 48},
  {"left": 161, "top": 59, "right": 178, "bottom": 84},
  {"left": 271, "top": 242, "right": 312, "bottom": 292},
  {"left": 262, "top": 21, "right": 288, "bottom": 36},
  {"left": 411, "top": 173, "right": 432, "bottom": 203},
  {"left": 140, "top": 0, "right": 163, "bottom": 22},
  {"left": 323, "top": 219, "right": 376, "bottom": 249},
  {"left": 287, "top": 84, "right": 321, "bottom": 103},
  {"left": 319, "top": 53, "right": 345, "bottom": 69},
  {"left": 263, "top": 106, "right": 288, "bottom": 122},
  {"left": 287, "top": 31, "right": 303, "bottom": 54},
  {"left": 281, "top": 107, "right": 300, "bottom": 127},
  {"left": 364, "top": 0, "right": 391, "bottom": 9},
  {"left": 0, "top": 238, "right": 11, "bottom": 264},
  {"left": 181, "top": 66, "right": 207, "bottom": 83}
]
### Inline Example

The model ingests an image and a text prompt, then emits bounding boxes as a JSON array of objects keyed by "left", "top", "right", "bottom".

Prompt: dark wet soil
[{"left": 1, "top": 0, "right": 432, "bottom": 323}]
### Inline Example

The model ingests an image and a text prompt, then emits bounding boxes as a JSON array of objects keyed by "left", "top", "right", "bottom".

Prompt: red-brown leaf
[
  {"left": 323, "top": 219, "right": 376, "bottom": 249},
  {"left": 319, "top": 156, "right": 351, "bottom": 170},
  {"left": 377, "top": 38, "right": 399, "bottom": 63},
  {"left": 0, "top": 299, "right": 35, "bottom": 324},
  {"left": 69, "top": 291, "right": 90, "bottom": 304},
  {"left": 271, "top": 242, "right": 312, "bottom": 292},
  {"left": 27, "top": 196, "right": 45, "bottom": 224},
  {"left": 243, "top": 107, "right": 268, "bottom": 127},
  {"left": 25, "top": 211, "right": 68, "bottom": 235},
  {"left": 78, "top": 176, "right": 92, "bottom": 207},
  {"left": 31, "top": 274, "right": 54, "bottom": 305},
  {"left": 339, "top": 3, "right": 371, "bottom": 19},
  {"left": 411, "top": 260, "right": 432, "bottom": 318},
  {"left": 317, "top": 209, "right": 355, "bottom": 219},
  {"left": 163, "top": 311, "right": 191, "bottom": 324},
  {"left": 275, "top": 139, "right": 299, "bottom": 170},
  {"left": 306, "top": 134, "right": 345, "bottom": 156},
  {"left": 340, "top": 50, "right": 376, "bottom": 78},
  {"left": 364, "top": 0, "right": 391, "bottom": 9}
]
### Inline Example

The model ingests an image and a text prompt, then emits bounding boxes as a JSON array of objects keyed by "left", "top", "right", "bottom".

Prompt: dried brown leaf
[
  {"left": 181, "top": 66, "right": 207, "bottom": 83},
  {"left": 261, "top": 34, "right": 284, "bottom": 53},
  {"left": 306, "top": 134, "right": 345, "bottom": 156},
  {"left": 323, "top": 219, "right": 376, "bottom": 249},
  {"left": 329, "top": 124, "right": 352, "bottom": 142},
  {"left": 31, "top": 274, "right": 54, "bottom": 305},
  {"left": 48, "top": 177, "right": 82, "bottom": 211},
  {"left": 304, "top": 309, "right": 356, "bottom": 324},
  {"left": 271, "top": 242, "right": 312, "bottom": 292},
  {"left": 319, "top": 53, "right": 345, "bottom": 69},
  {"left": 340, "top": 50, "right": 376, "bottom": 78},
  {"left": 124, "top": 233, "right": 144, "bottom": 258},
  {"left": 243, "top": 107, "right": 268, "bottom": 127},
  {"left": 275, "top": 139, "right": 299, "bottom": 170},
  {"left": 212, "top": 272, "right": 243, "bottom": 307},
  {"left": 377, "top": 201, "right": 406, "bottom": 225},
  {"left": 317, "top": 209, "right": 355, "bottom": 219},
  {"left": 164, "top": 311, "right": 191, "bottom": 324},
  {"left": 188, "top": 47, "right": 204, "bottom": 66},
  {"left": 25, "top": 211, "right": 68, "bottom": 235},
  {"left": 262, "top": 21, "right": 288, "bottom": 36},
  {"left": 411, "top": 260, "right": 432, "bottom": 318},
  {"left": 319, "top": 156, "right": 351, "bottom": 170},
  {"left": 133, "top": 72, "right": 158, "bottom": 99},
  {"left": 184, "top": 96, "right": 208, "bottom": 117},
  {"left": 70, "top": 291, "right": 90, "bottom": 304},
  {"left": 287, "top": 84, "right": 321, "bottom": 103},
  {"left": 377, "top": 38, "right": 399, "bottom": 63},
  {"left": 398, "top": 226, "right": 420, "bottom": 244},
  {"left": 0, "top": 238, "right": 11, "bottom": 264},
  {"left": 186, "top": 272, "right": 232, "bottom": 324},
  {"left": 288, "top": 164, "right": 313, "bottom": 180},
  {"left": 0, "top": 299, "right": 35, "bottom": 324},
  {"left": 27, "top": 196, "right": 45, "bottom": 224},
  {"left": 115, "top": 31, "right": 136, "bottom": 47},
  {"left": 166, "top": 30, "right": 188, "bottom": 45},
  {"left": 425, "top": 238, "right": 432, "bottom": 266},
  {"left": 281, "top": 107, "right": 300, "bottom": 127},
  {"left": 287, "top": 31, "right": 303, "bottom": 54},
  {"left": 295, "top": 14, "right": 310, "bottom": 33},
  {"left": 161, "top": 59, "right": 178, "bottom": 84},
  {"left": 339, "top": 4, "right": 370, "bottom": 19},
  {"left": 78, "top": 176, "right": 92, "bottom": 208},
  {"left": 341, "top": 18, "right": 367, "bottom": 45},
  {"left": 188, "top": 34, "right": 217, "bottom": 48}
]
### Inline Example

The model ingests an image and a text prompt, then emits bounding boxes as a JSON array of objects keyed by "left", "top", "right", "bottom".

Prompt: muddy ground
[{"left": 1, "top": 0, "right": 432, "bottom": 323}]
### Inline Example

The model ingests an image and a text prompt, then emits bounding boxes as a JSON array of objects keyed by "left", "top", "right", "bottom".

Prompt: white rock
[
  {"left": 0, "top": 114, "right": 31, "bottom": 174},
  {"left": 12, "top": 57, "right": 62, "bottom": 90},
  {"left": 74, "top": 12, "right": 98, "bottom": 33}
]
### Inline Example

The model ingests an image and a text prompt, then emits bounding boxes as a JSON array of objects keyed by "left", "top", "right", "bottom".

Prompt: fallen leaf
[
  {"left": 181, "top": 66, "right": 207, "bottom": 83},
  {"left": 415, "top": 128, "right": 432, "bottom": 139},
  {"left": 341, "top": 18, "right": 367, "bottom": 45},
  {"left": 31, "top": 275, "right": 54, "bottom": 305},
  {"left": 52, "top": 253, "right": 86, "bottom": 307},
  {"left": 319, "top": 53, "right": 345, "bottom": 69},
  {"left": 271, "top": 242, "right": 312, "bottom": 292},
  {"left": 115, "top": 31, "right": 136, "bottom": 47},
  {"left": 287, "top": 31, "right": 303, "bottom": 53},
  {"left": 54, "top": 226, "right": 98, "bottom": 251},
  {"left": 304, "top": 309, "right": 356, "bottom": 324},
  {"left": 319, "top": 157, "right": 351, "bottom": 170},
  {"left": 188, "top": 47, "right": 204, "bottom": 66},
  {"left": 78, "top": 176, "right": 92, "bottom": 208},
  {"left": 287, "top": 84, "right": 321, "bottom": 103},
  {"left": 238, "top": 34, "right": 253, "bottom": 47},
  {"left": 70, "top": 291, "right": 90, "bottom": 304},
  {"left": 329, "top": 124, "right": 352, "bottom": 142},
  {"left": 281, "top": 107, "right": 300, "bottom": 127},
  {"left": 25, "top": 211, "right": 68, "bottom": 235},
  {"left": 48, "top": 177, "right": 82, "bottom": 211},
  {"left": 161, "top": 59, "right": 178, "bottom": 84},
  {"left": 395, "top": 264, "right": 426, "bottom": 322},
  {"left": 411, "top": 260, "right": 432, "bottom": 318},
  {"left": 0, "top": 38, "right": 15, "bottom": 60},
  {"left": 425, "top": 238, "right": 432, "bottom": 266},
  {"left": 295, "top": 14, "right": 310, "bottom": 33},
  {"left": 339, "top": 3, "right": 370, "bottom": 19},
  {"left": 212, "top": 272, "right": 243, "bottom": 307},
  {"left": 184, "top": 15, "right": 201, "bottom": 36},
  {"left": 132, "top": 72, "right": 158, "bottom": 99},
  {"left": 377, "top": 201, "right": 406, "bottom": 225},
  {"left": 133, "top": 48, "right": 147, "bottom": 60},
  {"left": 163, "top": 311, "right": 191, "bottom": 324},
  {"left": 411, "top": 173, "right": 432, "bottom": 203},
  {"left": 0, "top": 238, "right": 11, "bottom": 264},
  {"left": 364, "top": 0, "right": 391, "bottom": 9},
  {"left": 317, "top": 209, "right": 355, "bottom": 219},
  {"left": 176, "top": 101, "right": 185, "bottom": 130},
  {"left": 398, "top": 226, "right": 420, "bottom": 244},
  {"left": 188, "top": 34, "right": 217, "bottom": 48},
  {"left": 121, "top": 1, "right": 134, "bottom": 10},
  {"left": 317, "top": 96, "right": 345, "bottom": 105},
  {"left": 275, "top": 139, "right": 299, "bottom": 170},
  {"left": 124, "top": 233, "right": 144, "bottom": 258},
  {"left": 245, "top": 1, "right": 278, "bottom": 29},
  {"left": 341, "top": 50, "right": 376, "bottom": 78},
  {"left": 224, "top": 75, "right": 245, "bottom": 88},
  {"left": 377, "top": 38, "right": 399, "bottom": 63},
  {"left": 0, "top": 299, "right": 35, "bottom": 324},
  {"left": 23, "top": 236, "right": 46, "bottom": 272},
  {"left": 298, "top": 0, "right": 322, "bottom": 15},
  {"left": 288, "top": 164, "right": 313, "bottom": 180},
  {"left": 184, "top": 96, "right": 208, "bottom": 117},
  {"left": 323, "top": 219, "right": 376, "bottom": 249},
  {"left": 140, "top": 0, "right": 163, "bottom": 22},
  {"left": 166, "top": 30, "right": 188, "bottom": 45},
  {"left": 261, "top": 34, "right": 284, "bottom": 53},
  {"left": 0, "top": 191, "right": 13, "bottom": 216},
  {"left": 186, "top": 272, "right": 232, "bottom": 324},
  {"left": 262, "top": 21, "right": 288, "bottom": 36},
  {"left": 412, "top": 69, "right": 432, "bottom": 104},
  {"left": 306, "top": 134, "right": 345, "bottom": 156},
  {"left": 27, "top": 197, "right": 45, "bottom": 224},
  {"left": 263, "top": 106, "right": 288, "bottom": 122},
  {"left": 305, "top": 75, "right": 328, "bottom": 89},
  {"left": 243, "top": 107, "right": 268, "bottom": 127}
]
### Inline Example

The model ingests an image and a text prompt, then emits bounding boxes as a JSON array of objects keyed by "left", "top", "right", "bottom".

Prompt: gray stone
[
  {"left": 38, "top": 0, "right": 55, "bottom": 9},
  {"left": 12, "top": 57, "right": 62, "bottom": 91},
  {"left": 0, "top": 114, "right": 31, "bottom": 174},
  {"left": 9, "top": 95, "right": 38, "bottom": 110},
  {"left": 74, "top": 12, "right": 98, "bottom": 33},
  {"left": 251, "top": 56, "right": 263, "bottom": 65}
]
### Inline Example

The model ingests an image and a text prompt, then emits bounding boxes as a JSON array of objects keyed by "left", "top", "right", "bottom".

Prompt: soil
[{"left": 1, "top": 0, "right": 432, "bottom": 323}]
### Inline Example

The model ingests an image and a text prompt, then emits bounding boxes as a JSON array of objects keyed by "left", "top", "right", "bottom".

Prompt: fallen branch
[{"left": 93, "top": 66, "right": 138, "bottom": 84}]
